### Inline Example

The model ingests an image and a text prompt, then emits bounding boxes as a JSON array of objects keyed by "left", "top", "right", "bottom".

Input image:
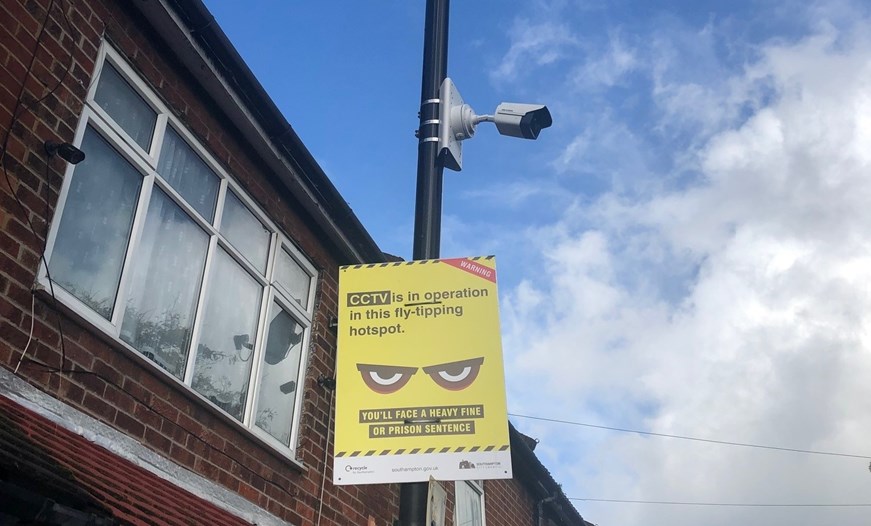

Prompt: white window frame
[
  {"left": 38, "top": 43, "right": 319, "bottom": 462},
  {"left": 454, "top": 480, "right": 486, "bottom": 526}
]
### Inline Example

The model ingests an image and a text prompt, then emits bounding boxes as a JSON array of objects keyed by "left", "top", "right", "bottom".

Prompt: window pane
[
  {"left": 120, "top": 187, "right": 208, "bottom": 379},
  {"left": 191, "top": 248, "right": 262, "bottom": 420},
  {"left": 275, "top": 248, "right": 311, "bottom": 309},
  {"left": 157, "top": 127, "right": 220, "bottom": 222},
  {"left": 93, "top": 63, "right": 156, "bottom": 151},
  {"left": 254, "top": 303, "right": 304, "bottom": 446},
  {"left": 455, "top": 481, "right": 483, "bottom": 526},
  {"left": 221, "top": 191, "right": 269, "bottom": 273},
  {"left": 49, "top": 127, "right": 142, "bottom": 319}
]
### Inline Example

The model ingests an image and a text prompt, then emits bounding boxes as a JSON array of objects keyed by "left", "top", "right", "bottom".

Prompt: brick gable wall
[
  {"left": 484, "top": 479, "right": 539, "bottom": 526},
  {"left": 0, "top": 1, "right": 397, "bottom": 524}
]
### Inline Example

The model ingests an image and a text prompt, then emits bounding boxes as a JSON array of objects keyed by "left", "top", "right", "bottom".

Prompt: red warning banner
[{"left": 440, "top": 258, "right": 497, "bottom": 283}]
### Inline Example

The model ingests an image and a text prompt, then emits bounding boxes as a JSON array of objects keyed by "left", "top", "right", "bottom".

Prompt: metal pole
[
  {"left": 400, "top": 0, "right": 449, "bottom": 525},
  {"left": 412, "top": 0, "right": 449, "bottom": 261}
]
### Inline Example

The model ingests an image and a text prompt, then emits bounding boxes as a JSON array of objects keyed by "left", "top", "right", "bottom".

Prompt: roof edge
[
  {"left": 132, "top": 0, "right": 386, "bottom": 264},
  {"left": 510, "top": 423, "right": 589, "bottom": 525}
]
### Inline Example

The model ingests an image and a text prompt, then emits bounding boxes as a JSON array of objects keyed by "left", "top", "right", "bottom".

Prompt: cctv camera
[
  {"left": 492, "top": 103, "right": 553, "bottom": 140},
  {"left": 438, "top": 77, "right": 553, "bottom": 171}
]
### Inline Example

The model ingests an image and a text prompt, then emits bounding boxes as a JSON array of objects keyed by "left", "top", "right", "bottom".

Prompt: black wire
[
  {"left": 2, "top": 0, "right": 77, "bottom": 372},
  {"left": 18, "top": 0, "right": 75, "bottom": 114},
  {"left": 1, "top": 0, "right": 57, "bottom": 229},
  {"left": 568, "top": 498, "right": 871, "bottom": 507},
  {"left": 42, "top": 143, "right": 69, "bottom": 371},
  {"left": 508, "top": 413, "right": 871, "bottom": 460}
]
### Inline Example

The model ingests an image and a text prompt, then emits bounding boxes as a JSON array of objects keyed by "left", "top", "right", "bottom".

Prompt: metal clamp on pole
[{"left": 417, "top": 98, "right": 441, "bottom": 142}]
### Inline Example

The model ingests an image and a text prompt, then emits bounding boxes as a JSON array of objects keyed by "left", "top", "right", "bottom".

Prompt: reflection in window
[
  {"left": 455, "top": 480, "right": 484, "bottom": 526},
  {"left": 221, "top": 191, "right": 269, "bottom": 273},
  {"left": 93, "top": 63, "right": 156, "bottom": 151},
  {"left": 275, "top": 247, "right": 311, "bottom": 309},
  {"left": 254, "top": 303, "right": 304, "bottom": 446},
  {"left": 192, "top": 248, "right": 261, "bottom": 420},
  {"left": 49, "top": 127, "right": 142, "bottom": 319},
  {"left": 45, "top": 50, "right": 320, "bottom": 457},
  {"left": 120, "top": 187, "right": 208, "bottom": 378},
  {"left": 157, "top": 127, "right": 220, "bottom": 222}
]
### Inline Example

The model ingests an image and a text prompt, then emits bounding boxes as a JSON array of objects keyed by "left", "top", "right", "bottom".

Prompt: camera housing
[
  {"left": 493, "top": 103, "right": 553, "bottom": 140},
  {"left": 437, "top": 78, "right": 552, "bottom": 171}
]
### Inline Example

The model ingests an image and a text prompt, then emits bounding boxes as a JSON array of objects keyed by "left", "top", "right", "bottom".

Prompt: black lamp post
[
  {"left": 411, "top": 0, "right": 450, "bottom": 261},
  {"left": 399, "top": 0, "right": 450, "bottom": 524}
]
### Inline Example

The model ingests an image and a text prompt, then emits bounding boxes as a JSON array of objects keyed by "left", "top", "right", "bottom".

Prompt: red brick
[
  {"left": 121, "top": 377, "right": 151, "bottom": 406},
  {"left": 30, "top": 318, "right": 59, "bottom": 346},
  {"left": 0, "top": 319, "right": 30, "bottom": 349},
  {"left": 133, "top": 401, "right": 162, "bottom": 430},
  {"left": 169, "top": 442, "right": 196, "bottom": 469},
  {"left": 91, "top": 358, "right": 122, "bottom": 386},
  {"left": 60, "top": 378, "right": 86, "bottom": 405},
  {"left": 0, "top": 295, "right": 24, "bottom": 325},
  {"left": 114, "top": 410, "right": 145, "bottom": 438},
  {"left": 103, "top": 383, "right": 134, "bottom": 415},
  {"left": 82, "top": 391, "right": 115, "bottom": 422}
]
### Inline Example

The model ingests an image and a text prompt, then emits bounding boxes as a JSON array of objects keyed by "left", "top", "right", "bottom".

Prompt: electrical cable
[
  {"left": 315, "top": 382, "right": 336, "bottom": 526},
  {"left": 568, "top": 498, "right": 871, "bottom": 507},
  {"left": 508, "top": 413, "right": 871, "bottom": 460},
  {"left": 41, "top": 138, "right": 70, "bottom": 372},
  {"left": 13, "top": 294, "right": 36, "bottom": 375},
  {"left": 37, "top": 0, "right": 77, "bottom": 374},
  {"left": 2, "top": 0, "right": 76, "bottom": 374},
  {"left": 1, "top": 0, "right": 58, "bottom": 229}
]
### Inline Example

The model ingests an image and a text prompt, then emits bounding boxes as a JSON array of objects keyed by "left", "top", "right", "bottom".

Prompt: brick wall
[
  {"left": 0, "top": 1, "right": 399, "bottom": 524},
  {"left": 484, "top": 479, "right": 539, "bottom": 526}
]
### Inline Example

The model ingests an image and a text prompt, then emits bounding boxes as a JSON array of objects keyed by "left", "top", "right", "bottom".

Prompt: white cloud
[
  {"left": 490, "top": 18, "right": 578, "bottom": 84},
  {"left": 551, "top": 116, "right": 655, "bottom": 195},
  {"left": 572, "top": 32, "right": 639, "bottom": 89},
  {"left": 460, "top": 180, "right": 568, "bottom": 208},
  {"left": 500, "top": 9, "right": 871, "bottom": 526}
]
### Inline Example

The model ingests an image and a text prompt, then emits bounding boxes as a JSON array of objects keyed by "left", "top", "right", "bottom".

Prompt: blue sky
[{"left": 206, "top": 2, "right": 871, "bottom": 525}]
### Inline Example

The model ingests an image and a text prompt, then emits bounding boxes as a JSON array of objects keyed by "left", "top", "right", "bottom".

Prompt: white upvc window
[
  {"left": 455, "top": 480, "right": 485, "bottom": 526},
  {"left": 40, "top": 44, "right": 318, "bottom": 458}
]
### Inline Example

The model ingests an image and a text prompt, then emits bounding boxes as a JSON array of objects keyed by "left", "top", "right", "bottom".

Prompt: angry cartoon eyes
[
  {"left": 422, "top": 357, "right": 484, "bottom": 391},
  {"left": 356, "top": 364, "right": 418, "bottom": 394},
  {"left": 356, "top": 357, "right": 484, "bottom": 394}
]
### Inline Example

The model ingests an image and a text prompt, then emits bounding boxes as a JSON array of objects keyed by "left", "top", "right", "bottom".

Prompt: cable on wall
[
  {"left": 315, "top": 375, "right": 336, "bottom": 526},
  {"left": 2, "top": 0, "right": 77, "bottom": 374}
]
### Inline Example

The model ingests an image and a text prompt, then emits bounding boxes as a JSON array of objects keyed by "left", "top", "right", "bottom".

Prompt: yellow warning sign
[{"left": 333, "top": 257, "right": 511, "bottom": 485}]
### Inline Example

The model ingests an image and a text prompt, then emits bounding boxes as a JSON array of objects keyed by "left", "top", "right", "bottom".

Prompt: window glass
[
  {"left": 191, "top": 248, "right": 262, "bottom": 420},
  {"left": 157, "top": 127, "right": 220, "bottom": 222},
  {"left": 221, "top": 191, "right": 269, "bottom": 273},
  {"left": 93, "top": 63, "right": 156, "bottom": 151},
  {"left": 455, "top": 481, "right": 484, "bottom": 526},
  {"left": 46, "top": 49, "right": 320, "bottom": 456},
  {"left": 254, "top": 303, "right": 304, "bottom": 446},
  {"left": 274, "top": 248, "right": 311, "bottom": 309},
  {"left": 49, "top": 127, "right": 142, "bottom": 319},
  {"left": 120, "top": 187, "right": 208, "bottom": 378}
]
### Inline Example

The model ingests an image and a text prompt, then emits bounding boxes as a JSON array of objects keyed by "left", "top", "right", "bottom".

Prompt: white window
[
  {"left": 41, "top": 45, "right": 318, "bottom": 457},
  {"left": 455, "top": 480, "right": 485, "bottom": 526}
]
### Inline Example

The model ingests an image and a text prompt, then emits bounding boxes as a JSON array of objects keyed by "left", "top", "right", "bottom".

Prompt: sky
[{"left": 204, "top": 1, "right": 871, "bottom": 525}]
